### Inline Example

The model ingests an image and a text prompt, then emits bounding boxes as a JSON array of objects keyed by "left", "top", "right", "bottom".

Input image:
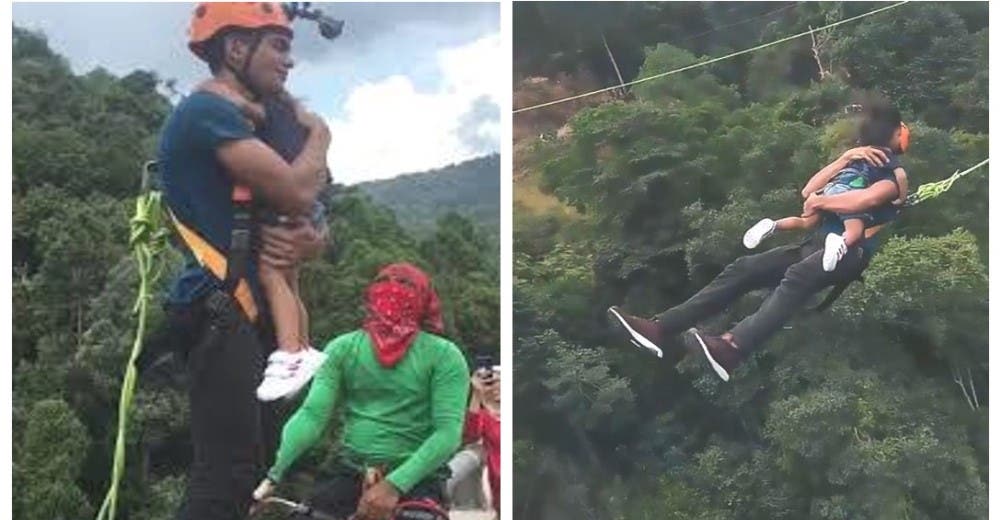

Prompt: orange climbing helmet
[
  {"left": 898, "top": 122, "right": 910, "bottom": 154},
  {"left": 188, "top": 2, "right": 292, "bottom": 60}
]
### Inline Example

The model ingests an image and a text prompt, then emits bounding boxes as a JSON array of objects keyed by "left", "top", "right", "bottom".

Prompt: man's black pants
[
  {"left": 173, "top": 291, "right": 278, "bottom": 520},
  {"left": 656, "top": 236, "right": 867, "bottom": 351}
]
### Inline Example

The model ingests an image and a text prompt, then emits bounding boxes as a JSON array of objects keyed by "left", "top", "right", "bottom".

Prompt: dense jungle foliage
[{"left": 513, "top": 3, "right": 988, "bottom": 519}]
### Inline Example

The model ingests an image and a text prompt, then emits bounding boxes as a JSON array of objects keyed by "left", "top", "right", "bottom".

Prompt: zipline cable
[{"left": 514, "top": 1, "right": 910, "bottom": 114}]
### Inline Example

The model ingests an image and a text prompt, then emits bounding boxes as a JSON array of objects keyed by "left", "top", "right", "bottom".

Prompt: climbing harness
[
  {"left": 93, "top": 165, "right": 261, "bottom": 519},
  {"left": 167, "top": 178, "right": 259, "bottom": 320}
]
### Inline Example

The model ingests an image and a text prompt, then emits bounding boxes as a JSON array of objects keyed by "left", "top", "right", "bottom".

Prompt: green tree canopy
[{"left": 514, "top": 2, "right": 987, "bottom": 519}]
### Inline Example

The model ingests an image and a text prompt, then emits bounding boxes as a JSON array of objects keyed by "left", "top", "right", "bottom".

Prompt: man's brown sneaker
[
  {"left": 682, "top": 328, "right": 743, "bottom": 382},
  {"left": 607, "top": 306, "right": 667, "bottom": 358}
]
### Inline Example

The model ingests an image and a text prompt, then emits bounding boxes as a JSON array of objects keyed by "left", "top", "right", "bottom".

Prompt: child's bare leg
[
  {"left": 775, "top": 213, "right": 821, "bottom": 231},
  {"left": 256, "top": 262, "right": 327, "bottom": 401},
  {"left": 284, "top": 267, "right": 311, "bottom": 347},
  {"left": 747, "top": 213, "right": 823, "bottom": 249},
  {"left": 841, "top": 218, "right": 865, "bottom": 247},
  {"left": 298, "top": 300, "right": 310, "bottom": 348},
  {"left": 260, "top": 263, "right": 303, "bottom": 353}
]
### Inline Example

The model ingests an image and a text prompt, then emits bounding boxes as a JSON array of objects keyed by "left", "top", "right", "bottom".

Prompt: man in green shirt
[{"left": 253, "top": 263, "right": 470, "bottom": 520}]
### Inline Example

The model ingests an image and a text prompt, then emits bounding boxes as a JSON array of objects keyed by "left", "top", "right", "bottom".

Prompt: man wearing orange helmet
[
  {"left": 191, "top": 3, "right": 333, "bottom": 404},
  {"left": 158, "top": 3, "right": 330, "bottom": 518}
]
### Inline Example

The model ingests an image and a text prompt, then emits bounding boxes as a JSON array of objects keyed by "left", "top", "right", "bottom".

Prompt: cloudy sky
[{"left": 12, "top": 2, "right": 501, "bottom": 184}]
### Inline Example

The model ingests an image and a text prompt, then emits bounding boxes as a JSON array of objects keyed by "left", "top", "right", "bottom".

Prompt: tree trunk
[
  {"left": 952, "top": 365, "right": 976, "bottom": 410},
  {"left": 602, "top": 32, "right": 627, "bottom": 98},
  {"left": 810, "top": 25, "right": 831, "bottom": 80},
  {"left": 968, "top": 368, "right": 980, "bottom": 409}
]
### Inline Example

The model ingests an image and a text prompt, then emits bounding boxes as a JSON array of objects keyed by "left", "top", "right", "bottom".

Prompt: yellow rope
[
  {"left": 906, "top": 158, "right": 989, "bottom": 207},
  {"left": 96, "top": 180, "right": 170, "bottom": 520}
]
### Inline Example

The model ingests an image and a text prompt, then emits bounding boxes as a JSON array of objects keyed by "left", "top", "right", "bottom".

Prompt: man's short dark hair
[
  {"left": 858, "top": 98, "right": 902, "bottom": 148},
  {"left": 203, "top": 29, "right": 258, "bottom": 75}
]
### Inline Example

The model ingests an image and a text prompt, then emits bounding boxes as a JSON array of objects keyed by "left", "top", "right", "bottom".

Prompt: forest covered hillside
[
  {"left": 513, "top": 3, "right": 988, "bottom": 519},
  {"left": 359, "top": 153, "right": 501, "bottom": 239}
]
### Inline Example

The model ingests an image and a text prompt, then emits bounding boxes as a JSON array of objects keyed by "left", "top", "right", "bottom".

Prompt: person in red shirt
[{"left": 464, "top": 364, "right": 500, "bottom": 515}]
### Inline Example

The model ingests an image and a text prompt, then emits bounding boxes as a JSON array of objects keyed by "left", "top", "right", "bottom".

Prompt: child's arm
[
  {"left": 891, "top": 167, "right": 908, "bottom": 206},
  {"left": 801, "top": 147, "right": 893, "bottom": 198},
  {"left": 196, "top": 79, "right": 266, "bottom": 128},
  {"left": 801, "top": 155, "right": 851, "bottom": 198}
]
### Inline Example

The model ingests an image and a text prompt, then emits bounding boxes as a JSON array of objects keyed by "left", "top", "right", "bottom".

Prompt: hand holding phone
[{"left": 473, "top": 354, "right": 496, "bottom": 392}]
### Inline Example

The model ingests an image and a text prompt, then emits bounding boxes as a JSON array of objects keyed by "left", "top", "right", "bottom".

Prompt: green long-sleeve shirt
[{"left": 268, "top": 330, "right": 470, "bottom": 493}]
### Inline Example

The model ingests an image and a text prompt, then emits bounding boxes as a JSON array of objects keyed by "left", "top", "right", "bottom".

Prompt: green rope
[
  {"left": 95, "top": 168, "right": 171, "bottom": 520},
  {"left": 904, "top": 158, "right": 989, "bottom": 207}
]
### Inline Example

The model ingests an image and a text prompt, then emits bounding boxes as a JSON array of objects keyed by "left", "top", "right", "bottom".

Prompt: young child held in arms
[
  {"left": 198, "top": 79, "right": 330, "bottom": 401},
  {"left": 743, "top": 102, "right": 910, "bottom": 271}
]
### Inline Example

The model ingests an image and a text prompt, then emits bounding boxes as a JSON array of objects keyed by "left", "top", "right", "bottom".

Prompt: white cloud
[
  {"left": 437, "top": 31, "right": 502, "bottom": 107},
  {"left": 325, "top": 32, "right": 501, "bottom": 184}
]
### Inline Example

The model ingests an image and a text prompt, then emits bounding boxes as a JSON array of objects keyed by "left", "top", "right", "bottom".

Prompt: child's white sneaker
[
  {"left": 256, "top": 347, "right": 327, "bottom": 402},
  {"left": 743, "top": 218, "right": 777, "bottom": 249},
  {"left": 822, "top": 233, "right": 848, "bottom": 272}
]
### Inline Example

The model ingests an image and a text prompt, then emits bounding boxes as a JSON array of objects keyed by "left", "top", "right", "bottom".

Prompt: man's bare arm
[
  {"left": 800, "top": 147, "right": 891, "bottom": 198},
  {"left": 810, "top": 179, "right": 898, "bottom": 214},
  {"left": 216, "top": 122, "right": 329, "bottom": 214}
]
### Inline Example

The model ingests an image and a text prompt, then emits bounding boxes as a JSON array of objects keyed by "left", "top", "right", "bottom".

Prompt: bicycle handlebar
[{"left": 252, "top": 496, "right": 342, "bottom": 520}]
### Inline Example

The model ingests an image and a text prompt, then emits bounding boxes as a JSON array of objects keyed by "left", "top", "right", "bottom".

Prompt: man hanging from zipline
[{"left": 609, "top": 100, "right": 910, "bottom": 382}]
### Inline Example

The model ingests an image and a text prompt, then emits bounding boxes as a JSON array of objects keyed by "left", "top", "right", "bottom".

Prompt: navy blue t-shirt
[{"left": 158, "top": 91, "right": 261, "bottom": 306}]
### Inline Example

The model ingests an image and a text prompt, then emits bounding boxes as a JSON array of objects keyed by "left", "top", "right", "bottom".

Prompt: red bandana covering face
[{"left": 362, "top": 263, "right": 444, "bottom": 367}]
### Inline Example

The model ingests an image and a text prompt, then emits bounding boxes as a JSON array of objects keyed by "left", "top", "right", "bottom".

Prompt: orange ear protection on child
[{"left": 898, "top": 122, "right": 910, "bottom": 153}]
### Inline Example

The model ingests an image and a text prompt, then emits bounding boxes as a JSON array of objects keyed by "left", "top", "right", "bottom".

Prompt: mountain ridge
[{"left": 358, "top": 153, "right": 500, "bottom": 237}]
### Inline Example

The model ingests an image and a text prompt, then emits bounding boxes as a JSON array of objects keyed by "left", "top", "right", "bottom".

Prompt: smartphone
[{"left": 475, "top": 354, "right": 496, "bottom": 382}]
